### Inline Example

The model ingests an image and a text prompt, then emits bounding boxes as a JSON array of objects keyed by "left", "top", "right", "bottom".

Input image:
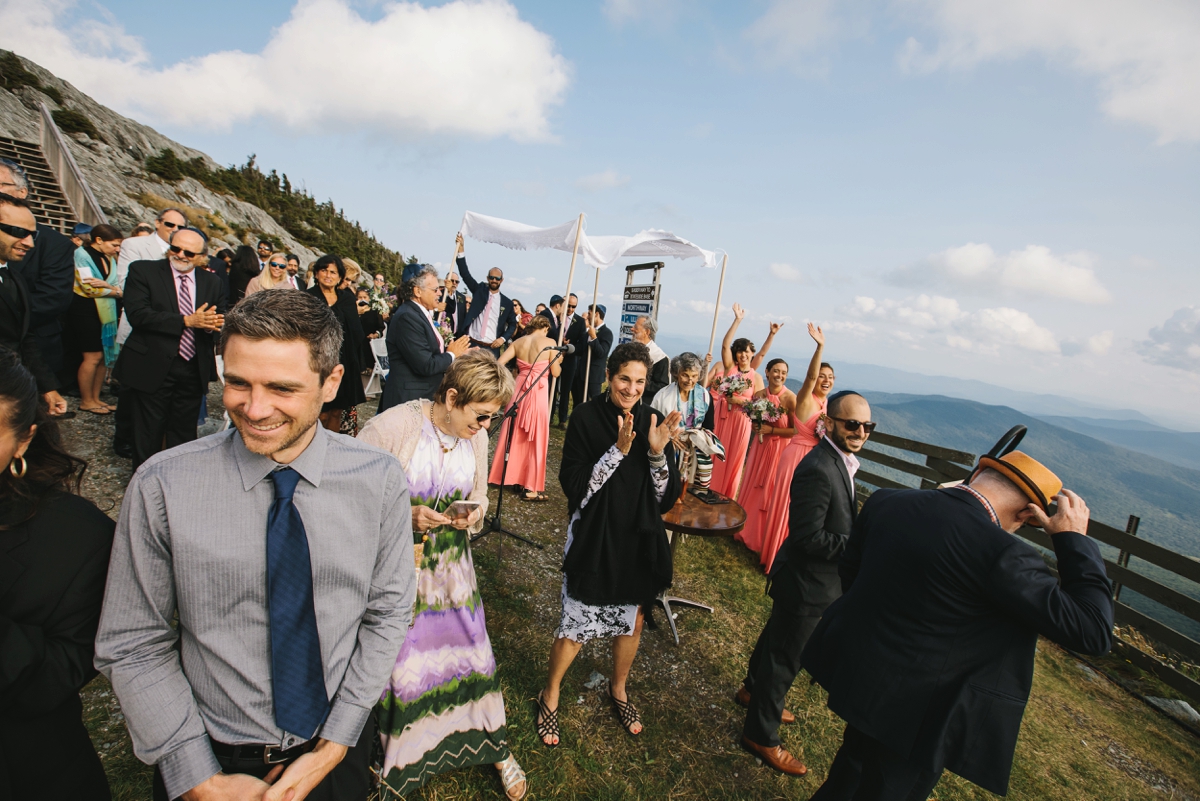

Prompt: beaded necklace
[{"left": 429, "top": 403, "right": 459, "bottom": 453}]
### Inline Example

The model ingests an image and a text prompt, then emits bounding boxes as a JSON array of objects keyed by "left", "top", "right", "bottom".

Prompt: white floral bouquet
[
  {"left": 741, "top": 397, "right": 784, "bottom": 443},
  {"left": 436, "top": 321, "right": 456, "bottom": 346},
  {"left": 715, "top": 374, "right": 752, "bottom": 412}
]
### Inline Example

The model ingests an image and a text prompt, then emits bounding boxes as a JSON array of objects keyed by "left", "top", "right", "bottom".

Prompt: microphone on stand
[{"left": 546, "top": 344, "right": 575, "bottom": 354}]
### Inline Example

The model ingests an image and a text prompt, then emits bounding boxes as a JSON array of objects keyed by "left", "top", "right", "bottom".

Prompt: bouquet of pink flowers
[
  {"left": 741, "top": 397, "right": 784, "bottom": 443},
  {"left": 715, "top": 374, "right": 752, "bottom": 412},
  {"left": 436, "top": 321, "right": 456, "bottom": 346}
]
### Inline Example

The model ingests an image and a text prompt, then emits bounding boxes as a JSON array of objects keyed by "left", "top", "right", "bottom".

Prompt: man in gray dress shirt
[{"left": 95, "top": 290, "right": 416, "bottom": 801}]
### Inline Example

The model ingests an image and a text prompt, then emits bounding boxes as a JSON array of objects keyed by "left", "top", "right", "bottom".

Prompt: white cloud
[
  {"left": 846, "top": 293, "right": 1059, "bottom": 354},
  {"left": 1087, "top": 330, "right": 1114, "bottom": 355},
  {"left": 960, "top": 307, "right": 1059, "bottom": 353},
  {"left": 889, "top": 243, "right": 1111, "bottom": 304},
  {"left": 742, "top": 0, "right": 848, "bottom": 70},
  {"left": 1140, "top": 307, "right": 1200, "bottom": 372},
  {"left": 575, "top": 169, "right": 630, "bottom": 191},
  {"left": 602, "top": 0, "right": 681, "bottom": 26},
  {"left": 768, "top": 262, "right": 806, "bottom": 283},
  {"left": 897, "top": 0, "right": 1200, "bottom": 143},
  {"left": 1, "top": 0, "right": 570, "bottom": 141},
  {"left": 686, "top": 300, "right": 717, "bottom": 314}
]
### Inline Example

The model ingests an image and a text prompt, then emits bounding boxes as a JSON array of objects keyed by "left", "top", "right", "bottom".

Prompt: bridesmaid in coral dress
[
  {"left": 735, "top": 358, "right": 796, "bottom": 555},
  {"left": 488, "top": 314, "right": 561, "bottom": 501},
  {"left": 708, "top": 303, "right": 781, "bottom": 499},
  {"left": 758, "top": 324, "right": 834, "bottom": 572}
]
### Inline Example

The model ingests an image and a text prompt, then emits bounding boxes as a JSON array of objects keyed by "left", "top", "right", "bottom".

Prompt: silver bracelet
[{"left": 648, "top": 450, "right": 667, "bottom": 467}]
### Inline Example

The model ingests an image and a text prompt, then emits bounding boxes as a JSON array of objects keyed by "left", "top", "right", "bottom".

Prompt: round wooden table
[{"left": 656, "top": 488, "right": 746, "bottom": 644}]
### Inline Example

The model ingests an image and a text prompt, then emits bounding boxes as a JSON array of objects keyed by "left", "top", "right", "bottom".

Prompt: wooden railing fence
[
  {"left": 37, "top": 102, "right": 107, "bottom": 227},
  {"left": 855, "top": 430, "right": 1200, "bottom": 705}
]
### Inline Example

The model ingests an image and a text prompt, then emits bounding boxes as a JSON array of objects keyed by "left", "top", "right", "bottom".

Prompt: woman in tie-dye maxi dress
[{"left": 358, "top": 381, "right": 526, "bottom": 799}]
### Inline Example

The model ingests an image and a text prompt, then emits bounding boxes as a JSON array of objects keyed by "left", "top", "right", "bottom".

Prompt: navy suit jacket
[
  {"left": 379, "top": 301, "right": 454, "bottom": 411},
  {"left": 454, "top": 256, "right": 516, "bottom": 344},
  {"left": 801, "top": 487, "right": 1113, "bottom": 795}
]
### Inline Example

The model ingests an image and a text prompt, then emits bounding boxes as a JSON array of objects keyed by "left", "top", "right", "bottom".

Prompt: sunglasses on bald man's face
[
  {"left": 168, "top": 244, "right": 201, "bottom": 259},
  {"left": 487, "top": 275, "right": 502, "bottom": 283},
  {"left": 0, "top": 221, "right": 38, "bottom": 242},
  {"left": 161, "top": 220, "right": 185, "bottom": 230},
  {"left": 830, "top": 416, "right": 876, "bottom": 434}
]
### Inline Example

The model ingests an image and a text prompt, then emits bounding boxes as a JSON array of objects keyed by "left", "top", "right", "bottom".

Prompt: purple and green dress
[{"left": 378, "top": 418, "right": 509, "bottom": 796}]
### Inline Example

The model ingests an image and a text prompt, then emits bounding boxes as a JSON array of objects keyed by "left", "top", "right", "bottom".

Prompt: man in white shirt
[{"left": 453, "top": 234, "right": 516, "bottom": 357}]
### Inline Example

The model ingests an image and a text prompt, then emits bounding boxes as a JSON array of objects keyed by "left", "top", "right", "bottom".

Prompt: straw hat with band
[{"left": 975, "top": 451, "right": 1062, "bottom": 511}]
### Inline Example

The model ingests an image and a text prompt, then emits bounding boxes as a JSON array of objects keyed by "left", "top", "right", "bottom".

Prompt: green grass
[{"left": 65, "top": 390, "right": 1200, "bottom": 799}]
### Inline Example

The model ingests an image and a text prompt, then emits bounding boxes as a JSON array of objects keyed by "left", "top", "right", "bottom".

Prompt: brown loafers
[
  {"left": 741, "top": 736, "right": 808, "bottom": 776},
  {"left": 734, "top": 685, "right": 796, "bottom": 724}
]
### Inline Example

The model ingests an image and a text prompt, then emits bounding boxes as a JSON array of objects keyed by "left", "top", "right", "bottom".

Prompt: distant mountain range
[{"left": 657, "top": 333, "right": 1196, "bottom": 432}]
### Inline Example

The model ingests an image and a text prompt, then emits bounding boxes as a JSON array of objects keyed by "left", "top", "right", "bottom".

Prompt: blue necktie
[{"left": 266, "top": 468, "right": 329, "bottom": 739}]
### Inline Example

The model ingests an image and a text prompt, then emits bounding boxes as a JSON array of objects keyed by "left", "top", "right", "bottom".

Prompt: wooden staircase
[{"left": 0, "top": 135, "right": 76, "bottom": 234}]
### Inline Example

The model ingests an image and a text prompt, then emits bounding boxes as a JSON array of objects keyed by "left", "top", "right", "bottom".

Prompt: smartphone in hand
[{"left": 447, "top": 500, "right": 481, "bottom": 518}]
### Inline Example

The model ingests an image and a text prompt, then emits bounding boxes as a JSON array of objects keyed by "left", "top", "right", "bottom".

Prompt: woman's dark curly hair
[
  {"left": 731, "top": 337, "right": 756, "bottom": 357},
  {"left": 0, "top": 350, "right": 87, "bottom": 526},
  {"left": 607, "top": 341, "right": 652, "bottom": 378}
]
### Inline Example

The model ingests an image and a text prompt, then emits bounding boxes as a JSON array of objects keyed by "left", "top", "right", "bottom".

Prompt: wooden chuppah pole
[
  {"left": 703, "top": 253, "right": 729, "bottom": 384},
  {"left": 582, "top": 264, "right": 602, "bottom": 398},
  {"left": 548, "top": 213, "right": 585, "bottom": 412}
]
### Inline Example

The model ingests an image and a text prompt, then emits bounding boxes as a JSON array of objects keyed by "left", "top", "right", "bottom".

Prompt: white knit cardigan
[{"left": 357, "top": 399, "right": 490, "bottom": 535}]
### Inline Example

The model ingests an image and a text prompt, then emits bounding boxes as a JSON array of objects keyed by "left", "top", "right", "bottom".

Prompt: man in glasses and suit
[
  {"left": 0, "top": 192, "right": 68, "bottom": 414},
  {"left": 453, "top": 233, "right": 516, "bottom": 358},
  {"left": 378, "top": 264, "right": 470, "bottom": 412},
  {"left": 740, "top": 390, "right": 874, "bottom": 776},
  {"left": 1, "top": 159, "right": 74, "bottom": 410},
  {"left": 113, "top": 226, "right": 226, "bottom": 470}
]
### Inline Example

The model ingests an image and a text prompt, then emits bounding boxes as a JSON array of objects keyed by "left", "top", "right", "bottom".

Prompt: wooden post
[
  {"left": 549, "top": 213, "right": 585, "bottom": 415},
  {"left": 704, "top": 253, "right": 729, "bottom": 383},
  {"left": 1113, "top": 514, "right": 1141, "bottom": 603},
  {"left": 582, "top": 265, "right": 602, "bottom": 399}
]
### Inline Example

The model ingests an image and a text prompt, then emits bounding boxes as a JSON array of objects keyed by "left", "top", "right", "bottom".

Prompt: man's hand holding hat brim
[{"left": 1025, "top": 488, "right": 1089, "bottom": 536}]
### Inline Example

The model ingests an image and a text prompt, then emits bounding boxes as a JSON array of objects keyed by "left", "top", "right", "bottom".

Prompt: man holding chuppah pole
[{"left": 535, "top": 342, "right": 683, "bottom": 747}]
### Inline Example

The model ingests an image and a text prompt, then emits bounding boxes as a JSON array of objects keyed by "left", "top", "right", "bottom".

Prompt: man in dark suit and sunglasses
[
  {"left": 740, "top": 390, "right": 874, "bottom": 776},
  {"left": 113, "top": 227, "right": 226, "bottom": 470}
]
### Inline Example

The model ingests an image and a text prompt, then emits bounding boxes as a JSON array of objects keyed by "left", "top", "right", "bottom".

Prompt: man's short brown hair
[{"left": 221, "top": 290, "right": 342, "bottom": 381}]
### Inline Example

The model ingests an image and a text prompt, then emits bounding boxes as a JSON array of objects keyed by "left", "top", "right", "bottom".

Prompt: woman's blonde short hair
[
  {"left": 434, "top": 349, "right": 514, "bottom": 408},
  {"left": 342, "top": 257, "right": 362, "bottom": 285},
  {"left": 258, "top": 252, "right": 289, "bottom": 289}
]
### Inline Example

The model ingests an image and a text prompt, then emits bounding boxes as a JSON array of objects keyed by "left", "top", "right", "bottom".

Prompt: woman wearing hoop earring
[{"left": 0, "top": 349, "right": 115, "bottom": 800}]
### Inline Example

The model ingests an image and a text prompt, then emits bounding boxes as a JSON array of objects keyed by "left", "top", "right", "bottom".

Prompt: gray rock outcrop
[{"left": 0, "top": 51, "right": 317, "bottom": 261}]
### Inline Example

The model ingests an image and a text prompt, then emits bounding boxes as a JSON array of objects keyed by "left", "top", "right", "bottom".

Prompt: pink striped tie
[{"left": 178, "top": 274, "right": 196, "bottom": 360}]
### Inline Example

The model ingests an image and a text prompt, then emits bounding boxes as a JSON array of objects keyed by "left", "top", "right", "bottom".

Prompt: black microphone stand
[{"left": 472, "top": 345, "right": 567, "bottom": 562}]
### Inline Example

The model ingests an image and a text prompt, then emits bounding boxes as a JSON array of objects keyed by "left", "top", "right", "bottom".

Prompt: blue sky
[{"left": 5, "top": 0, "right": 1199, "bottom": 425}]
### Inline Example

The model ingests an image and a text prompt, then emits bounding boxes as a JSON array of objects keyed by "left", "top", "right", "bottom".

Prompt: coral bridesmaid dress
[
  {"left": 734, "top": 390, "right": 790, "bottom": 555},
  {"left": 758, "top": 395, "right": 827, "bottom": 572},
  {"left": 488, "top": 359, "right": 551, "bottom": 492},
  {"left": 709, "top": 368, "right": 756, "bottom": 499}
]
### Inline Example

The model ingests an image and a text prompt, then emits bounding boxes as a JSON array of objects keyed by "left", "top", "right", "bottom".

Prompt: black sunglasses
[
  {"left": 830, "top": 416, "right": 876, "bottom": 434},
  {"left": 161, "top": 220, "right": 185, "bottom": 230},
  {"left": 487, "top": 275, "right": 503, "bottom": 282},
  {"left": 168, "top": 245, "right": 201, "bottom": 259},
  {"left": 269, "top": 261, "right": 286, "bottom": 268},
  {"left": 0, "top": 221, "right": 37, "bottom": 242}
]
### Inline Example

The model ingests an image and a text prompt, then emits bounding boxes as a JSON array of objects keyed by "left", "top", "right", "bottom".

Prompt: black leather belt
[
  {"left": 469, "top": 338, "right": 496, "bottom": 348},
  {"left": 210, "top": 737, "right": 317, "bottom": 765}
]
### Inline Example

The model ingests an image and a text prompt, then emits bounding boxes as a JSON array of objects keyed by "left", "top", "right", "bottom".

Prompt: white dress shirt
[
  {"left": 469, "top": 290, "right": 501, "bottom": 343},
  {"left": 823, "top": 435, "right": 861, "bottom": 484}
]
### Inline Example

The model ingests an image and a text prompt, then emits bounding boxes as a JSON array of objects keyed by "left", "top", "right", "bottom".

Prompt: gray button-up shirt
[{"left": 95, "top": 426, "right": 415, "bottom": 798}]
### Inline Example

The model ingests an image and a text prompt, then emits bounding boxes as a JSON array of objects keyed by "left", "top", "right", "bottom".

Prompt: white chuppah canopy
[
  {"left": 457, "top": 210, "right": 730, "bottom": 397},
  {"left": 458, "top": 211, "right": 723, "bottom": 270}
]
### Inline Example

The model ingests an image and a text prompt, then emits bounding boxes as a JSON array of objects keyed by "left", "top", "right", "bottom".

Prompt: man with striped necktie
[{"left": 113, "top": 226, "right": 226, "bottom": 470}]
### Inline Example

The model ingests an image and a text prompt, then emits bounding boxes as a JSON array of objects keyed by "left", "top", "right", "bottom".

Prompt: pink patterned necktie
[
  {"left": 478, "top": 293, "right": 495, "bottom": 341},
  {"left": 178, "top": 274, "right": 196, "bottom": 360}
]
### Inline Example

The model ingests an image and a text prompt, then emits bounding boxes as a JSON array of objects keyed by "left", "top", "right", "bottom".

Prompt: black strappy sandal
[
  {"left": 608, "top": 683, "right": 642, "bottom": 736},
  {"left": 535, "top": 690, "right": 560, "bottom": 747}
]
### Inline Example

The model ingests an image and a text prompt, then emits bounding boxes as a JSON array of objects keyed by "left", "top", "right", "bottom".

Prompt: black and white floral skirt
[{"left": 555, "top": 511, "right": 638, "bottom": 642}]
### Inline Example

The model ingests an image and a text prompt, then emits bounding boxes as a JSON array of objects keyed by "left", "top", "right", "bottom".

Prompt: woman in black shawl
[{"left": 536, "top": 342, "right": 683, "bottom": 747}]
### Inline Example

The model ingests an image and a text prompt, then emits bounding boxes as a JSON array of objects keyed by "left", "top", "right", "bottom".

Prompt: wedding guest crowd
[{"left": 0, "top": 202, "right": 1120, "bottom": 801}]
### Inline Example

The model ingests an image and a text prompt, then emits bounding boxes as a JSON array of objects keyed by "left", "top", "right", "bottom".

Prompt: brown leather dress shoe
[
  {"left": 741, "top": 736, "right": 808, "bottom": 776},
  {"left": 734, "top": 685, "right": 796, "bottom": 724}
]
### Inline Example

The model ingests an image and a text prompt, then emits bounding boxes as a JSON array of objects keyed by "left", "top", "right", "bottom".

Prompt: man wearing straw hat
[{"left": 796, "top": 449, "right": 1113, "bottom": 800}]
